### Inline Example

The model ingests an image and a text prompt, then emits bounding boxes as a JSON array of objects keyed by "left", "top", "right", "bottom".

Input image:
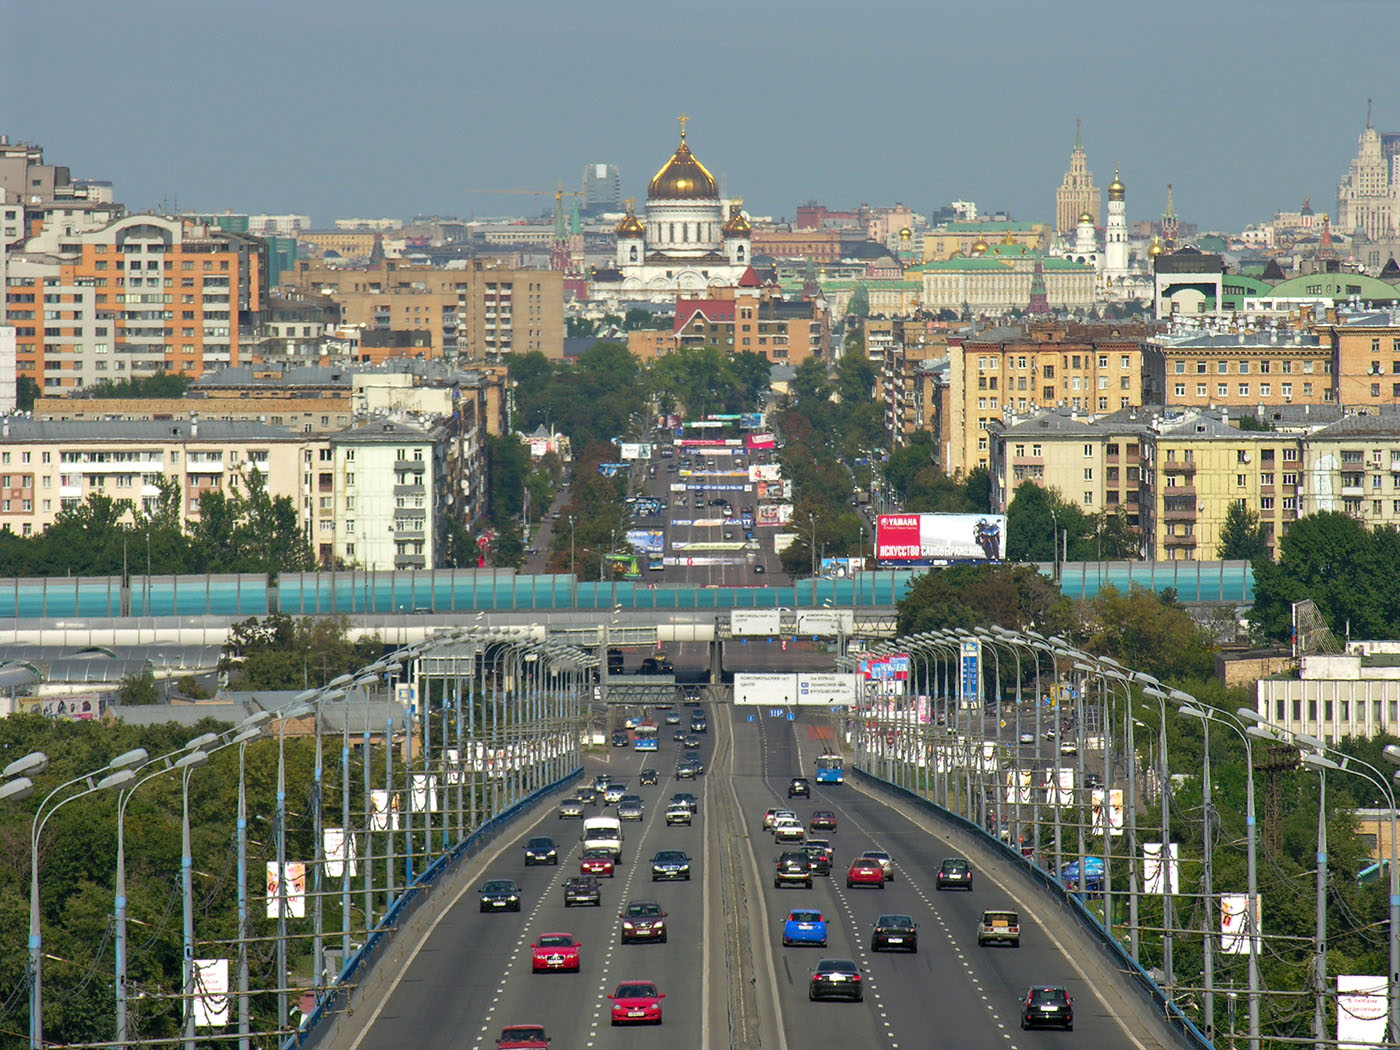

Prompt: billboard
[
  {"left": 745, "top": 433, "right": 776, "bottom": 450},
  {"left": 626, "top": 529, "right": 665, "bottom": 554},
  {"left": 1337, "top": 976, "right": 1389, "bottom": 1049},
  {"left": 1143, "top": 843, "right": 1180, "bottom": 894},
  {"left": 731, "top": 610, "right": 781, "bottom": 636},
  {"left": 265, "top": 862, "right": 306, "bottom": 919},
  {"left": 876, "top": 513, "right": 1007, "bottom": 563},
  {"left": 795, "top": 610, "right": 855, "bottom": 636},
  {"left": 755, "top": 479, "right": 786, "bottom": 499},
  {"left": 324, "top": 827, "right": 358, "bottom": 878},
  {"left": 1089, "top": 788, "right": 1125, "bottom": 837},
  {"left": 192, "top": 959, "right": 229, "bottom": 1027},
  {"left": 1220, "top": 894, "right": 1261, "bottom": 955},
  {"left": 959, "top": 639, "right": 981, "bottom": 707},
  {"left": 749, "top": 463, "right": 782, "bottom": 482},
  {"left": 619, "top": 442, "right": 653, "bottom": 460},
  {"left": 739, "top": 412, "right": 765, "bottom": 430},
  {"left": 756, "top": 503, "right": 793, "bottom": 526},
  {"left": 369, "top": 789, "right": 400, "bottom": 831}
]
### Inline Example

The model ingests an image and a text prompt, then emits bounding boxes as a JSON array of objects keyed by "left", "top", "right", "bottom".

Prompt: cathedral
[{"left": 591, "top": 121, "right": 754, "bottom": 302}]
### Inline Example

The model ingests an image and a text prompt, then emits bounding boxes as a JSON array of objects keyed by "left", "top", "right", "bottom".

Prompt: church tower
[
  {"left": 615, "top": 198, "right": 645, "bottom": 267},
  {"left": 1104, "top": 169, "right": 1129, "bottom": 280},
  {"left": 721, "top": 202, "right": 752, "bottom": 266},
  {"left": 1161, "top": 184, "right": 1179, "bottom": 250},
  {"left": 1055, "top": 118, "right": 1102, "bottom": 234}
]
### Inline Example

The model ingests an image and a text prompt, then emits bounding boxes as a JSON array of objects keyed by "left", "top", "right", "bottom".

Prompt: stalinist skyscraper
[{"left": 1055, "top": 119, "right": 1102, "bottom": 235}]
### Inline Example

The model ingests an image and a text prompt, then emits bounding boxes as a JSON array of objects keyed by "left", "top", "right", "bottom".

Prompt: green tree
[
  {"left": 1005, "top": 482, "right": 1069, "bottom": 561},
  {"left": 1079, "top": 584, "right": 1217, "bottom": 680},
  {"left": 222, "top": 614, "right": 381, "bottom": 689},
  {"left": 16, "top": 375, "right": 39, "bottom": 411},
  {"left": 897, "top": 563, "right": 1073, "bottom": 637},
  {"left": 116, "top": 668, "right": 160, "bottom": 705},
  {"left": 87, "top": 372, "right": 192, "bottom": 398},
  {"left": 487, "top": 433, "right": 532, "bottom": 521},
  {"left": 1217, "top": 500, "right": 1270, "bottom": 560}
]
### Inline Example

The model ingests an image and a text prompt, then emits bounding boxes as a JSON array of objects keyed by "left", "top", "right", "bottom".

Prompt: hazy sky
[{"left": 3, "top": 0, "right": 1397, "bottom": 231}]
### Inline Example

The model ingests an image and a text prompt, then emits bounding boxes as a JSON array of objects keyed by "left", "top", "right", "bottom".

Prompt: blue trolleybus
[{"left": 815, "top": 753, "right": 844, "bottom": 784}]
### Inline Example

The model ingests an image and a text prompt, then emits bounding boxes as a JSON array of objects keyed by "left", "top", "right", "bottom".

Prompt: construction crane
[{"left": 464, "top": 182, "right": 586, "bottom": 272}]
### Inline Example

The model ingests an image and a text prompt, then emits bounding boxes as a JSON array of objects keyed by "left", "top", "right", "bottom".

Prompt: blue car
[{"left": 782, "top": 909, "right": 829, "bottom": 947}]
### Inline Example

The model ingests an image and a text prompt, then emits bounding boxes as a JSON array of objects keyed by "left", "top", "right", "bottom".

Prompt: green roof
[
  {"left": 913, "top": 256, "right": 1093, "bottom": 273},
  {"left": 943, "top": 220, "right": 1041, "bottom": 232},
  {"left": 1262, "top": 273, "right": 1400, "bottom": 300}
]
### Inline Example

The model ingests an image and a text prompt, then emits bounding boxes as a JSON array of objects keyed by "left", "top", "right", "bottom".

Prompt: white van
[{"left": 582, "top": 815, "right": 623, "bottom": 861}]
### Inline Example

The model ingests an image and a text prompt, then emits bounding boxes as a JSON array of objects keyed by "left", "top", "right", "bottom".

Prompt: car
[
  {"left": 592, "top": 773, "right": 612, "bottom": 790},
  {"left": 1060, "top": 740, "right": 1079, "bottom": 755},
  {"left": 1085, "top": 772, "right": 1104, "bottom": 790},
  {"left": 808, "top": 958, "right": 864, "bottom": 1002},
  {"left": 801, "top": 844, "right": 832, "bottom": 876},
  {"left": 580, "top": 848, "right": 616, "bottom": 877},
  {"left": 673, "top": 729, "right": 690, "bottom": 743},
  {"left": 638, "top": 768, "right": 659, "bottom": 786},
  {"left": 675, "top": 761, "right": 697, "bottom": 780},
  {"left": 608, "top": 981, "right": 665, "bottom": 1025},
  {"left": 677, "top": 756, "right": 704, "bottom": 776},
  {"left": 619, "top": 900, "right": 668, "bottom": 944},
  {"left": 611, "top": 730, "right": 630, "bottom": 748},
  {"left": 977, "top": 909, "right": 1021, "bottom": 947},
  {"left": 788, "top": 777, "right": 811, "bottom": 798},
  {"left": 603, "top": 783, "right": 628, "bottom": 805},
  {"left": 496, "top": 1025, "right": 551, "bottom": 1048},
  {"left": 651, "top": 850, "right": 692, "bottom": 881},
  {"left": 1043, "top": 729, "right": 1057, "bottom": 741},
  {"left": 805, "top": 838, "right": 834, "bottom": 870},
  {"left": 774, "top": 821, "right": 806, "bottom": 845},
  {"left": 1022, "top": 986, "right": 1074, "bottom": 1030},
  {"left": 871, "top": 914, "right": 919, "bottom": 952},
  {"left": 859, "top": 849, "right": 895, "bottom": 882},
  {"left": 664, "top": 711, "right": 681, "bottom": 725},
  {"left": 523, "top": 837, "right": 559, "bottom": 865},
  {"left": 618, "top": 798, "right": 645, "bottom": 821},
  {"left": 753, "top": 564, "right": 766, "bottom": 574},
  {"left": 765, "top": 808, "right": 797, "bottom": 831},
  {"left": 846, "top": 858, "right": 885, "bottom": 889},
  {"left": 809, "top": 810, "right": 837, "bottom": 833},
  {"left": 558, "top": 796, "right": 585, "bottom": 819},
  {"left": 576, "top": 786, "right": 598, "bottom": 805},
  {"left": 935, "top": 857, "right": 973, "bottom": 891},
  {"left": 480, "top": 879, "right": 522, "bottom": 912},
  {"left": 683, "top": 735, "right": 702, "bottom": 750},
  {"left": 782, "top": 909, "right": 829, "bottom": 947},
  {"left": 1019, "top": 732, "right": 1036, "bottom": 744},
  {"left": 531, "top": 932, "right": 582, "bottom": 973},
  {"left": 665, "top": 803, "right": 693, "bottom": 826},
  {"left": 563, "top": 875, "right": 602, "bottom": 907},
  {"left": 670, "top": 791, "right": 699, "bottom": 812},
  {"left": 775, "top": 851, "right": 814, "bottom": 888}
]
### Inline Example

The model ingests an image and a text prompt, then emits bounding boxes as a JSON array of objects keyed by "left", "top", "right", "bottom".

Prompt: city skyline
[{"left": 2, "top": 0, "right": 1399, "bottom": 230}]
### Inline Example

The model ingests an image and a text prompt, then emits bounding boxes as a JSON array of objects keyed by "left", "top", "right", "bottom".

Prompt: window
[
  {"left": 1175, "top": 383, "right": 1186, "bottom": 396},
  {"left": 1175, "top": 361, "right": 1186, "bottom": 374},
  {"left": 1218, "top": 361, "right": 1229, "bottom": 374},
  {"left": 1083, "top": 491, "right": 1093, "bottom": 505},
  {"left": 1239, "top": 361, "right": 1251, "bottom": 375},
  {"left": 1083, "top": 468, "right": 1094, "bottom": 480},
  {"left": 1260, "top": 497, "right": 1274, "bottom": 510},
  {"left": 1237, "top": 474, "right": 1247, "bottom": 487},
  {"left": 1197, "top": 384, "right": 1207, "bottom": 397},
  {"left": 1084, "top": 444, "right": 1094, "bottom": 457},
  {"left": 1261, "top": 383, "right": 1271, "bottom": 397},
  {"left": 1218, "top": 384, "right": 1228, "bottom": 397}
]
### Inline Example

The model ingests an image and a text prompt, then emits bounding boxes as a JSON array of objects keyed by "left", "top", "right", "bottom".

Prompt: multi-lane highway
[{"left": 339, "top": 697, "right": 1187, "bottom": 1050}]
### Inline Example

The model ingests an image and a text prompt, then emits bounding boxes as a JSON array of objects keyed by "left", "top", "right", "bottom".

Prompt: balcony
[
  {"left": 1163, "top": 460, "right": 1196, "bottom": 474},
  {"left": 1162, "top": 504, "right": 1197, "bottom": 519},
  {"left": 394, "top": 554, "right": 427, "bottom": 569},
  {"left": 1163, "top": 533, "right": 1197, "bottom": 547},
  {"left": 394, "top": 529, "right": 426, "bottom": 541},
  {"left": 394, "top": 459, "right": 426, "bottom": 473},
  {"left": 394, "top": 483, "right": 425, "bottom": 497}
]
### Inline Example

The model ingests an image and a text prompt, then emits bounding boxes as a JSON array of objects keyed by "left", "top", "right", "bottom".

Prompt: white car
[
  {"left": 774, "top": 821, "right": 806, "bottom": 845},
  {"left": 1060, "top": 740, "right": 1079, "bottom": 755},
  {"left": 1019, "top": 732, "right": 1035, "bottom": 745}
]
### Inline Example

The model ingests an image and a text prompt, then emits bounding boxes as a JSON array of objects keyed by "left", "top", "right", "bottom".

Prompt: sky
[{"left": 3, "top": 0, "right": 1398, "bottom": 232}]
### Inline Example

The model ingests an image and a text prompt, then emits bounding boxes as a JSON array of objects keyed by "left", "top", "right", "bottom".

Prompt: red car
[
  {"left": 609, "top": 980, "right": 665, "bottom": 1025},
  {"left": 497, "top": 1025, "right": 551, "bottom": 1048},
  {"left": 581, "top": 848, "right": 616, "bottom": 877},
  {"left": 531, "top": 932, "right": 581, "bottom": 973},
  {"left": 810, "top": 810, "right": 838, "bottom": 833},
  {"left": 846, "top": 857, "right": 886, "bottom": 888}
]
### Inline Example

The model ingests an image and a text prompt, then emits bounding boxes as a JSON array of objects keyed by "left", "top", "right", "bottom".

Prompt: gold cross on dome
[
  {"left": 625, "top": 196, "right": 637, "bottom": 213},
  {"left": 678, "top": 113, "right": 689, "bottom": 140}
]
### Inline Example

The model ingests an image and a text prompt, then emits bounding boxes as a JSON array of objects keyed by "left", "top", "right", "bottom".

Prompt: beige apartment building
[
  {"left": 1145, "top": 330, "right": 1334, "bottom": 409},
  {"left": 868, "top": 319, "right": 949, "bottom": 448},
  {"left": 1300, "top": 409, "right": 1400, "bottom": 529},
  {"left": 32, "top": 393, "right": 353, "bottom": 432},
  {"left": 1326, "top": 310, "right": 1400, "bottom": 407},
  {"left": 945, "top": 323, "right": 1146, "bottom": 477},
  {"left": 283, "top": 258, "right": 564, "bottom": 361}
]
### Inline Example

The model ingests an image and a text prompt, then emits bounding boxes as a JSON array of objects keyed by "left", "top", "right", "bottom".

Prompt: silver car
[
  {"left": 558, "top": 796, "right": 585, "bottom": 819},
  {"left": 617, "top": 797, "right": 645, "bottom": 821},
  {"left": 860, "top": 849, "right": 895, "bottom": 882}
]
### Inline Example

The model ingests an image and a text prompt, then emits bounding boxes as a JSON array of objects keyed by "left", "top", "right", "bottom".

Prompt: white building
[
  {"left": 1257, "top": 645, "right": 1400, "bottom": 744},
  {"left": 250, "top": 214, "right": 313, "bottom": 236},
  {"left": 329, "top": 418, "right": 445, "bottom": 571}
]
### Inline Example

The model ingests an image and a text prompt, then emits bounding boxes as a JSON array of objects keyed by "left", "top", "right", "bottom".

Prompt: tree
[
  {"left": 88, "top": 372, "right": 192, "bottom": 399},
  {"left": 897, "top": 563, "right": 1073, "bottom": 637},
  {"left": 1078, "top": 584, "right": 1217, "bottom": 680},
  {"left": 16, "top": 375, "right": 39, "bottom": 411},
  {"left": 116, "top": 668, "right": 160, "bottom": 706},
  {"left": 487, "top": 433, "right": 532, "bottom": 521},
  {"left": 1217, "top": 501, "right": 1269, "bottom": 560},
  {"left": 846, "top": 282, "right": 870, "bottom": 318},
  {"left": 1006, "top": 482, "right": 1062, "bottom": 561},
  {"left": 222, "top": 614, "right": 380, "bottom": 689}
]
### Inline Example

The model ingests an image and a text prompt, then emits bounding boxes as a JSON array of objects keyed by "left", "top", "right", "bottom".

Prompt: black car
[
  {"left": 871, "top": 914, "right": 918, "bottom": 952},
  {"left": 1022, "top": 986, "right": 1074, "bottom": 1030},
  {"left": 523, "top": 837, "right": 559, "bottom": 865},
  {"left": 775, "top": 851, "right": 814, "bottom": 889},
  {"left": 611, "top": 730, "right": 630, "bottom": 747},
  {"left": 670, "top": 792, "right": 699, "bottom": 813},
  {"left": 753, "top": 563, "right": 765, "bottom": 574},
  {"left": 651, "top": 850, "right": 692, "bottom": 881},
  {"left": 788, "top": 777, "right": 811, "bottom": 798},
  {"left": 673, "top": 729, "right": 690, "bottom": 742},
  {"left": 480, "top": 879, "right": 522, "bottom": 912},
  {"left": 675, "top": 762, "right": 697, "bottom": 780},
  {"left": 664, "top": 711, "right": 682, "bottom": 725},
  {"left": 678, "top": 756, "right": 704, "bottom": 776},
  {"left": 563, "top": 875, "right": 602, "bottom": 907},
  {"left": 619, "top": 900, "right": 668, "bottom": 944},
  {"left": 801, "top": 844, "right": 832, "bottom": 876},
  {"left": 683, "top": 735, "right": 702, "bottom": 749},
  {"left": 639, "top": 767, "right": 660, "bottom": 786},
  {"left": 689, "top": 715, "right": 708, "bottom": 733},
  {"left": 576, "top": 785, "right": 598, "bottom": 805},
  {"left": 808, "top": 958, "right": 863, "bottom": 1002},
  {"left": 935, "top": 857, "right": 973, "bottom": 890}
]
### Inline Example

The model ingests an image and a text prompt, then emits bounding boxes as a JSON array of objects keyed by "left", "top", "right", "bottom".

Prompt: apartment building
[
  {"left": 1139, "top": 410, "right": 1301, "bottom": 561},
  {"left": 945, "top": 323, "right": 1146, "bottom": 477},
  {"left": 1145, "top": 329, "right": 1334, "bottom": 408},
  {"left": 4, "top": 214, "right": 265, "bottom": 389},
  {"left": 673, "top": 289, "right": 829, "bottom": 365},
  {"left": 1300, "top": 408, "right": 1400, "bottom": 529},
  {"left": 1326, "top": 309, "right": 1400, "bottom": 407},
  {"left": 868, "top": 319, "right": 949, "bottom": 447},
  {"left": 283, "top": 258, "right": 564, "bottom": 360},
  {"left": 33, "top": 393, "right": 353, "bottom": 433}
]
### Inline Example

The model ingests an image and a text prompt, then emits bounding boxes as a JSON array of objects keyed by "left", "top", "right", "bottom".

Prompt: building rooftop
[
  {"left": 192, "top": 364, "right": 355, "bottom": 389},
  {"left": 0, "top": 419, "right": 298, "bottom": 443},
  {"left": 331, "top": 417, "right": 443, "bottom": 443},
  {"left": 1307, "top": 406, "right": 1400, "bottom": 439}
]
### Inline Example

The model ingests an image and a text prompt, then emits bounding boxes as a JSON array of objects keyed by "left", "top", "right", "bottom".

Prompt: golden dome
[
  {"left": 1079, "top": 211, "right": 1094, "bottom": 226},
  {"left": 1108, "top": 169, "right": 1125, "bottom": 201},
  {"left": 1149, "top": 235, "right": 1163, "bottom": 256},
  {"left": 721, "top": 202, "right": 751, "bottom": 237},
  {"left": 648, "top": 130, "right": 719, "bottom": 200},
  {"left": 899, "top": 226, "right": 912, "bottom": 241},
  {"left": 972, "top": 235, "right": 990, "bottom": 254},
  {"left": 615, "top": 201, "right": 645, "bottom": 238}
]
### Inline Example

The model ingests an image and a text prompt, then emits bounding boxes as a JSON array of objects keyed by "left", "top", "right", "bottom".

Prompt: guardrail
[
  {"left": 286, "top": 765, "right": 582, "bottom": 1050},
  {"left": 852, "top": 765, "right": 1214, "bottom": 1050}
]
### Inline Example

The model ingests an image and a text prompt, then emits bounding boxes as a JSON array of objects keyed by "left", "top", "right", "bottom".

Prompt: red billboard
[
  {"left": 875, "top": 515, "right": 923, "bottom": 560},
  {"left": 875, "top": 513, "right": 1007, "bottom": 562}
]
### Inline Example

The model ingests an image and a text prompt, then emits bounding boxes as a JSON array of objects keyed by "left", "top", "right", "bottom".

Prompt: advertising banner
[
  {"left": 324, "top": 827, "right": 358, "bottom": 879},
  {"left": 597, "top": 462, "right": 625, "bottom": 476},
  {"left": 1337, "top": 975, "right": 1389, "bottom": 1048},
  {"left": 369, "top": 789, "right": 400, "bottom": 831},
  {"left": 410, "top": 773, "right": 439, "bottom": 812},
  {"left": 959, "top": 639, "right": 981, "bottom": 708},
  {"left": 265, "top": 862, "right": 306, "bottom": 919},
  {"left": 749, "top": 463, "right": 782, "bottom": 482},
  {"left": 680, "top": 437, "right": 731, "bottom": 446},
  {"left": 1143, "top": 843, "right": 1180, "bottom": 894},
  {"left": 795, "top": 610, "right": 855, "bottom": 636},
  {"left": 1090, "top": 788, "right": 1125, "bottom": 837},
  {"left": 745, "top": 433, "right": 776, "bottom": 450},
  {"left": 625, "top": 529, "right": 666, "bottom": 554},
  {"left": 619, "top": 442, "right": 653, "bottom": 460},
  {"left": 192, "top": 959, "right": 229, "bottom": 1027},
  {"left": 1220, "top": 894, "right": 1261, "bottom": 955},
  {"left": 1005, "top": 770, "right": 1035, "bottom": 804},
  {"left": 1045, "top": 767, "right": 1076, "bottom": 806},
  {"left": 796, "top": 673, "right": 858, "bottom": 706},
  {"left": 739, "top": 412, "right": 765, "bottom": 430},
  {"left": 444, "top": 747, "right": 461, "bottom": 786},
  {"left": 755, "top": 479, "right": 787, "bottom": 499},
  {"left": 875, "top": 513, "right": 1007, "bottom": 562},
  {"left": 394, "top": 683, "right": 417, "bottom": 708},
  {"left": 756, "top": 503, "right": 793, "bottom": 526},
  {"left": 731, "top": 609, "right": 781, "bottom": 636}
]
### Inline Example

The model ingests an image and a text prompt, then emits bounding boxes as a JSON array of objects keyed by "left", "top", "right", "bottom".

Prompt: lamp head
[
  {"left": 280, "top": 703, "right": 314, "bottom": 721},
  {"left": 186, "top": 732, "right": 219, "bottom": 752},
  {"left": 97, "top": 769, "right": 138, "bottom": 791},
  {"left": 1177, "top": 705, "right": 1207, "bottom": 721},
  {"left": 3, "top": 751, "right": 50, "bottom": 780},
  {"left": 1301, "top": 753, "right": 1341, "bottom": 772},
  {"left": 238, "top": 711, "right": 275, "bottom": 731},
  {"left": 327, "top": 673, "right": 355, "bottom": 689},
  {"left": 0, "top": 777, "right": 35, "bottom": 803},
  {"left": 1382, "top": 744, "right": 1400, "bottom": 767},
  {"left": 173, "top": 751, "right": 208, "bottom": 771},
  {"left": 1235, "top": 708, "right": 1264, "bottom": 725}
]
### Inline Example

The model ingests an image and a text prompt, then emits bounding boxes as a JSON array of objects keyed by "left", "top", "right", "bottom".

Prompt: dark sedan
[
  {"left": 523, "top": 837, "right": 559, "bottom": 866},
  {"left": 563, "top": 875, "right": 601, "bottom": 907},
  {"left": 1022, "top": 986, "right": 1074, "bottom": 1030},
  {"left": 808, "top": 958, "right": 863, "bottom": 1002},
  {"left": 480, "top": 879, "right": 522, "bottom": 912},
  {"left": 870, "top": 914, "right": 918, "bottom": 952},
  {"left": 650, "top": 850, "right": 692, "bottom": 881}
]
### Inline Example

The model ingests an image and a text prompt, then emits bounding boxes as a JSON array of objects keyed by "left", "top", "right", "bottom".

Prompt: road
[{"left": 341, "top": 701, "right": 1185, "bottom": 1050}]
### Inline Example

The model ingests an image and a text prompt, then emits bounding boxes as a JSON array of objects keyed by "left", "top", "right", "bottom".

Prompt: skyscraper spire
[
  {"left": 1367, "top": 97, "right": 1373, "bottom": 130},
  {"left": 1075, "top": 116, "right": 1082, "bottom": 150}
]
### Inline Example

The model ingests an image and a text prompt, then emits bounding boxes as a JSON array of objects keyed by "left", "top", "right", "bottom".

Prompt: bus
[
  {"left": 815, "top": 753, "right": 844, "bottom": 784},
  {"left": 634, "top": 721, "right": 659, "bottom": 751}
]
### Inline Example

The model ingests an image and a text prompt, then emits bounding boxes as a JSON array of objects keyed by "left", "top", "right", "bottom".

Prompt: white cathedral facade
[
  {"left": 1049, "top": 169, "right": 1148, "bottom": 302},
  {"left": 591, "top": 125, "right": 754, "bottom": 301}
]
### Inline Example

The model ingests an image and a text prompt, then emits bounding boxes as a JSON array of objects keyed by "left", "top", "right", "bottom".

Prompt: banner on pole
[
  {"left": 369, "top": 789, "right": 400, "bottom": 831},
  {"left": 265, "top": 861, "right": 306, "bottom": 919},
  {"left": 1337, "top": 975, "right": 1388, "bottom": 1048},
  {"left": 192, "top": 958, "right": 229, "bottom": 1027},
  {"left": 410, "top": 773, "right": 439, "bottom": 812},
  {"left": 324, "top": 827, "right": 358, "bottom": 878},
  {"left": 1143, "top": 843, "right": 1180, "bottom": 894},
  {"left": 444, "top": 747, "right": 461, "bottom": 785},
  {"left": 1090, "top": 788, "right": 1124, "bottom": 837},
  {"left": 1219, "top": 893, "right": 1260, "bottom": 955},
  {"left": 1004, "top": 769, "right": 1034, "bottom": 804}
]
